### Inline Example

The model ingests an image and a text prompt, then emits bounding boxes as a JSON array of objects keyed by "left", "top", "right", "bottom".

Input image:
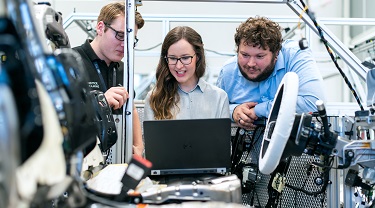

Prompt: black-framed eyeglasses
[
  {"left": 104, "top": 22, "right": 124, "bottom": 41},
  {"left": 165, "top": 54, "right": 196, "bottom": 65},
  {"left": 134, "top": 36, "right": 139, "bottom": 47}
]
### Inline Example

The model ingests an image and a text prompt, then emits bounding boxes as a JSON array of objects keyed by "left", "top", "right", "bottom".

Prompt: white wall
[{"left": 48, "top": 0, "right": 369, "bottom": 104}]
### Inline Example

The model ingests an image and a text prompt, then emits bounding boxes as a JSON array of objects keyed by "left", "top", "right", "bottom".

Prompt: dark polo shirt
[
  {"left": 73, "top": 39, "right": 124, "bottom": 92},
  {"left": 73, "top": 39, "right": 125, "bottom": 114}
]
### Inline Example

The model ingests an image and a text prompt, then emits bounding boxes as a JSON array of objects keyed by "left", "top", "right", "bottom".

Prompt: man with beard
[{"left": 216, "top": 16, "right": 325, "bottom": 130}]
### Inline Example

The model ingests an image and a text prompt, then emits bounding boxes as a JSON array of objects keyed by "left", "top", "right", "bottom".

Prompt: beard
[{"left": 239, "top": 55, "right": 277, "bottom": 82}]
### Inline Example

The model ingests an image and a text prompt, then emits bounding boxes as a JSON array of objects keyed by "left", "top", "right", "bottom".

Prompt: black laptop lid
[{"left": 143, "top": 118, "right": 231, "bottom": 175}]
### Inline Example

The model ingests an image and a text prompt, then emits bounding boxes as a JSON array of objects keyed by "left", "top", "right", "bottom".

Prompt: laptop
[{"left": 143, "top": 118, "right": 231, "bottom": 176}]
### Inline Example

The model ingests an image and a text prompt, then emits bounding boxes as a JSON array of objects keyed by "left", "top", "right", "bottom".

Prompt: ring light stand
[{"left": 259, "top": 72, "right": 299, "bottom": 175}]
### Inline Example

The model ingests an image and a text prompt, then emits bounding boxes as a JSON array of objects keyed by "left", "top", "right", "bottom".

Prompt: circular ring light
[{"left": 259, "top": 72, "right": 299, "bottom": 175}]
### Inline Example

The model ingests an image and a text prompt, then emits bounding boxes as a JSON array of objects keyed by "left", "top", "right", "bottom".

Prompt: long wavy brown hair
[{"left": 149, "top": 26, "right": 206, "bottom": 120}]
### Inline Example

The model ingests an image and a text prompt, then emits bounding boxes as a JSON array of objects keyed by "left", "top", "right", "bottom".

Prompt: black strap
[
  {"left": 93, "top": 61, "right": 107, "bottom": 91},
  {"left": 112, "top": 67, "right": 116, "bottom": 87},
  {"left": 93, "top": 61, "right": 118, "bottom": 91}
]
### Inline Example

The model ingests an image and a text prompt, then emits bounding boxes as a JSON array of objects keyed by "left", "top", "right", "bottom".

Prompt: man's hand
[
  {"left": 233, "top": 102, "right": 258, "bottom": 130},
  {"left": 104, "top": 86, "right": 129, "bottom": 110}
]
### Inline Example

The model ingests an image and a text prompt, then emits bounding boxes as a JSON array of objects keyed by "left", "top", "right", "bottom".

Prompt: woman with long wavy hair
[{"left": 144, "top": 26, "right": 229, "bottom": 120}]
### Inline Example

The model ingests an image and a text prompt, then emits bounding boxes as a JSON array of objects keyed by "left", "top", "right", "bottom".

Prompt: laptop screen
[{"left": 143, "top": 118, "right": 232, "bottom": 175}]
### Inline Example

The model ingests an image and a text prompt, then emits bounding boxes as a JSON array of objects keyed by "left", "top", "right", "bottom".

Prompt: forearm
[
  {"left": 296, "top": 95, "right": 320, "bottom": 113},
  {"left": 132, "top": 108, "right": 144, "bottom": 156},
  {"left": 254, "top": 101, "right": 271, "bottom": 118},
  {"left": 253, "top": 92, "right": 322, "bottom": 118}
]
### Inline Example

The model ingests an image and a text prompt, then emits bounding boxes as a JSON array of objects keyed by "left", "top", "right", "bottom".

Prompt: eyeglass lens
[
  {"left": 104, "top": 22, "right": 124, "bottom": 41},
  {"left": 166, "top": 54, "right": 195, "bottom": 65}
]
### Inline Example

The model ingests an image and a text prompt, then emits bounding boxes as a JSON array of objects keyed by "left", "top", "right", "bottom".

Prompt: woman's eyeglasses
[{"left": 165, "top": 54, "right": 196, "bottom": 65}]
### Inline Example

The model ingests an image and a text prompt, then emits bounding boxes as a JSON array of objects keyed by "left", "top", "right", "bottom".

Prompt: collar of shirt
[
  {"left": 177, "top": 78, "right": 206, "bottom": 93},
  {"left": 273, "top": 49, "right": 285, "bottom": 76}
]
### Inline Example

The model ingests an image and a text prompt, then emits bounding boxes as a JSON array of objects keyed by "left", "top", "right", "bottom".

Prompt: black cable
[
  {"left": 285, "top": 155, "right": 332, "bottom": 196},
  {"left": 311, "top": 155, "right": 334, "bottom": 169},
  {"left": 299, "top": 0, "right": 364, "bottom": 111},
  {"left": 320, "top": 193, "right": 325, "bottom": 208},
  {"left": 254, "top": 189, "right": 262, "bottom": 208},
  {"left": 232, "top": 134, "right": 249, "bottom": 174},
  {"left": 275, "top": 157, "right": 293, "bottom": 207},
  {"left": 249, "top": 183, "right": 256, "bottom": 207},
  {"left": 232, "top": 126, "right": 265, "bottom": 206},
  {"left": 232, "top": 126, "right": 263, "bottom": 174},
  {"left": 247, "top": 126, "right": 264, "bottom": 207},
  {"left": 347, "top": 122, "right": 354, "bottom": 140},
  {"left": 293, "top": 172, "right": 309, "bottom": 208},
  {"left": 231, "top": 127, "right": 242, "bottom": 162},
  {"left": 231, "top": 128, "right": 245, "bottom": 173}
]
